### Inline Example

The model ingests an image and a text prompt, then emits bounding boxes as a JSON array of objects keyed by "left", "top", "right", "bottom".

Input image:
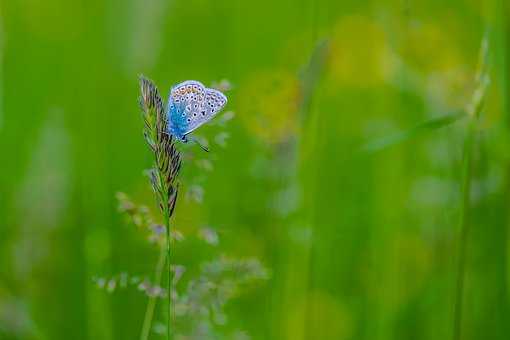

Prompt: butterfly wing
[
  {"left": 167, "top": 80, "right": 206, "bottom": 139},
  {"left": 167, "top": 80, "right": 227, "bottom": 138},
  {"left": 170, "top": 80, "right": 206, "bottom": 104},
  {"left": 183, "top": 88, "right": 227, "bottom": 135}
]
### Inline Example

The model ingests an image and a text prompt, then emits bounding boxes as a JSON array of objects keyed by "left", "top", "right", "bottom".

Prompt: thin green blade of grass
[
  {"left": 452, "top": 118, "right": 475, "bottom": 340},
  {"left": 453, "top": 33, "right": 490, "bottom": 340},
  {"left": 298, "top": 38, "right": 330, "bottom": 124},
  {"left": 360, "top": 110, "right": 466, "bottom": 154},
  {"left": 272, "top": 38, "right": 330, "bottom": 340},
  {"left": 140, "top": 244, "right": 166, "bottom": 340}
]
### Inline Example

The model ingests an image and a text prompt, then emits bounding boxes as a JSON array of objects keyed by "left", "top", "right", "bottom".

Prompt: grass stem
[
  {"left": 453, "top": 36, "right": 488, "bottom": 340},
  {"left": 140, "top": 243, "right": 166, "bottom": 340},
  {"left": 453, "top": 119, "right": 475, "bottom": 340},
  {"left": 139, "top": 76, "right": 180, "bottom": 340},
  {"left": 163, "top": 200, "right": 172, "bottom": 340}
]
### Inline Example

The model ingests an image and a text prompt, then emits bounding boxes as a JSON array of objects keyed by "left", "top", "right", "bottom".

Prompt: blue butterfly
[{"left": 167, "top": 80, "right": 228, "bottom": 151}]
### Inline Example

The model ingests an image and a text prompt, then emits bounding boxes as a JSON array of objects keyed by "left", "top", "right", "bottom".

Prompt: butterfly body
[{"left": 167, "top": 80, "right": 227, "bottom": 144}]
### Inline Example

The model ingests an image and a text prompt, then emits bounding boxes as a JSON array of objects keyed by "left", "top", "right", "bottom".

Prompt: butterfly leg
[{"left": 187, "top": 135, "right": 209, "bottom": 152}]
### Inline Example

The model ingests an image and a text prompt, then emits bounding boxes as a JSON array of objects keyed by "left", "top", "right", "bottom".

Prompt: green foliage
[
  {"left": 98, "top": 190, "right": 268, "bottom": 339},
  {"left": 1, "top": 2, "right": 510, "bottom": 340}
]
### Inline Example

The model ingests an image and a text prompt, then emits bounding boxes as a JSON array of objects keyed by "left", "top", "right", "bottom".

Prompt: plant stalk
[
  {"left": 140, "top": 243, "right": 166, "bottom": 340},
  {"left": 139, "top": 76, "right": 180, "bottom": 340},
  {"left": 453, "top": 119, "right": 476, "bottom": 340},
  {"left": 157, "top": 169, "right": 172, "bottom": 340},
  {"left": 163, "top": 198, "right": 172, "bottom": 340}
]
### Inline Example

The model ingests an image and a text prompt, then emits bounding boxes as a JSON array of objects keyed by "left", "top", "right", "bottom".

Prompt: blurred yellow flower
[
  {"left": 285, "top": 291, "right": 353, "bottom": 340},
  {"left": 328, "top": 15, "right": 396, "bottom": 88},
  {"left": 238, "top": 71, "right": 300, "bottom": 144},
  {"left": 400, "top": 21, "right": 464, "bottom": 73}
]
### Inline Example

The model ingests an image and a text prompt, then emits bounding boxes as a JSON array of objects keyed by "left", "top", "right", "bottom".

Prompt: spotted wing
[
  {"left": 167, "top": 80, "right": 206, "bottom": 138},
  {"left": 183, "top": 88, "right": 227, "bottom": 135},
  {"left": 170, "top": 80, "right": 206, "bottom": 105}
]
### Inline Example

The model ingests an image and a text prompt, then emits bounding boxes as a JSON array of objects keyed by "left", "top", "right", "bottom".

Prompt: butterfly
[{"left": 167, "top": 80, "right": 228, "bottom": 151}]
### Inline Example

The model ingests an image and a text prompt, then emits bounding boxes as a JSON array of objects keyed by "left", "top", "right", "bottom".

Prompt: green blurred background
[{"left": 1, "top": 0, "right": 510, "bottom": 339}]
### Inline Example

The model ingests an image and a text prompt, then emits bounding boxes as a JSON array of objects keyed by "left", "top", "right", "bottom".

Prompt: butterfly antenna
[{"left": 191, "top": 136, "right": 210, "bottom": 152}]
